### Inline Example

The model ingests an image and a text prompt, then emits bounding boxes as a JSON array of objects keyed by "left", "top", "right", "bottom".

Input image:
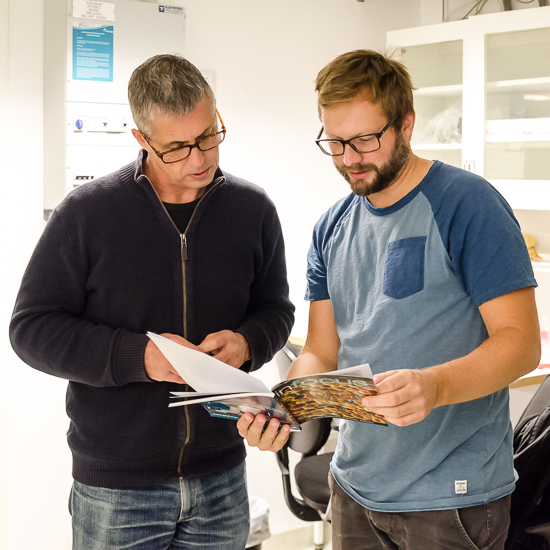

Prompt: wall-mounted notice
[
  {"left": 158, "top": 6, "right": 184, "bottom": 16},
  {"left": 73, "top": 1, "right": 115, "bottom": 22},
  {"left": 72, "top": 23, "right": 114, "bottom": 82}
]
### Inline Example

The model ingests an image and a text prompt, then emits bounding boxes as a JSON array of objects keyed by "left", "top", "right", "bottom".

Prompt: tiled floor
[{"left": 261, "top": 524, "right": 332, "bottom": 550}]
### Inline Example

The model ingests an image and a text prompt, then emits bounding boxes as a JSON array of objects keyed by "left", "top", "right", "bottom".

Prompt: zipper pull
[{"left": 181, "top": 234, "right": 188, "bottom": 261}]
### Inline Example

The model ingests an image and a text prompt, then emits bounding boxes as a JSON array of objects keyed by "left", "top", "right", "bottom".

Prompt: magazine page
[
  {"left": 171, "top": 394, "right": 301, "bottom": 431},
  {"left": 169, "top": 391, "right": 275, "bottom": 405},
  {"left": 147, "top": 332, "right": 269, "bottom": 394},
  {"left": 272, "top": 365, "right": 387, "bottom": 426}
]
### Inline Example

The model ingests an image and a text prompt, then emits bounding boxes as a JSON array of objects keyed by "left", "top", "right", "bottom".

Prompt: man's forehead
[
  {"left": 321, "top": 98, "right": 386, "bottom": 136},
  {"left": 149, "top": 102, "right": 216, "bottom": 143}
]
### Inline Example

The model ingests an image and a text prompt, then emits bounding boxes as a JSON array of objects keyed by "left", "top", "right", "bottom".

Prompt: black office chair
[
  {"left": 506, "top": 375, "right": 550, "bottom": 550},
  {"left": 276, "top": 417, "right": 333, "bottom": 522},
  {"left": 274, "top": 342, "right": 335, "bottom": 549}
]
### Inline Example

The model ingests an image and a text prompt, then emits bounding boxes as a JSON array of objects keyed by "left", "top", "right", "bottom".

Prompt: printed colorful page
[
  {"left": 272, "top": 366, "right": 387, "bottom": 426},
  {"left": 185, "top": 395, "right": 301, "bottom": 431}
]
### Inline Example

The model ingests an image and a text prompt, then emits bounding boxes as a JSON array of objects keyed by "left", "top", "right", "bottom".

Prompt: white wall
[
  {"left": 2, "top": 0, "right": 430, "bottom": 547},
  {"left": 4, "top": 1, "right": 75, "bottom": 549},
  {"left": 1, "top": 1, "right": 10, "bottom": 547},
  {"left": 421, "top": 0, "right": 445, "bottom": 25}
]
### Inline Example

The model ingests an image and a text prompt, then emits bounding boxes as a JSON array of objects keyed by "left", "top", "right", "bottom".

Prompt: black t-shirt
[{"left": 163, "top": 198, "right": 200, "bottom": 233}]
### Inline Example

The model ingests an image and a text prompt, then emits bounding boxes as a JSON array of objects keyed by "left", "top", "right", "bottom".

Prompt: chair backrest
[
  {"left": 506, "top": 376, "right": 550, "bottom": 550},
  {"left": 288, "top": 417, "right": 333, "bottom": 457},
  {"left": 274, "top": 342, "right": 334, "bottom": 522}
]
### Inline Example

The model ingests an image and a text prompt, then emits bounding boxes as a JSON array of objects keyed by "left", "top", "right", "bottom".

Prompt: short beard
[{"left": 336, "top": 132, "right": 411, "bottom": 197}]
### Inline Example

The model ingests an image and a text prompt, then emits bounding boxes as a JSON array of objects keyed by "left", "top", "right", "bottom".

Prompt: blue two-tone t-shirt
[{"left": 305, "top": 161, "right": 536, "bottom": 512}]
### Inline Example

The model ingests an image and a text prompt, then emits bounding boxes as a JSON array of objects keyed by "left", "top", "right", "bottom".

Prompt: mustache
[{"left": 342, "top": 163, "right": 378, "bottom": 173}]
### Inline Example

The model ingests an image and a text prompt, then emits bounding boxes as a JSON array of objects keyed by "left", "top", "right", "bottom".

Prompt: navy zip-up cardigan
[{"left": 10, "top": 152, "right": 295, "bottom": 488}]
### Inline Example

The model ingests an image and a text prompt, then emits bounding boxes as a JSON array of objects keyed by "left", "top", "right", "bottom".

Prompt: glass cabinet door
[
  {"left": 400, "top": 40, "right": 463, "bottom": 168},
  {"left": 485, "top": 27, "right": 550, "bottom": 182}
]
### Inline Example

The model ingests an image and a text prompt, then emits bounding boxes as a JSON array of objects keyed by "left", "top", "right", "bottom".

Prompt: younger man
[{"left": 238, "top": 50, "right": 540, "bottom": 550}]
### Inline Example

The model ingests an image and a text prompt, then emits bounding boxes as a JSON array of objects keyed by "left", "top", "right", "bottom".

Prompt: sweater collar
[{"left": 131, "top": 149, "right": 226, "bottom": 200}]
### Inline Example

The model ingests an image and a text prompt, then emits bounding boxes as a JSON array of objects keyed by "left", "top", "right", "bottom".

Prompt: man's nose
[
  {"left": 343, "top": 143, "right": 364, "bottom": 167},
  {"left": 187, "top": 145, "right": 206, "bottom": 166}
]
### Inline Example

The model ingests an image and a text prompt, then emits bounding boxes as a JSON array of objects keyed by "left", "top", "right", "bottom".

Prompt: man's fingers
[
  {"left": 200, "top": 336, "right": 240, "bottom": 367},
  {"left": 237, "top": 412, "right": 256, "bottom": 435},
  {"left": 269, "top": 423, "right": 291, "bottom": 452},
  {"left": 199, "top": 333, "right": 225, "bottom": 355},
  {"left": 162, "top": 333, "right": 201, "bottom": 351},
  {"left": 251, "top": 418, "right": 291, "bottom": 452},
  {"left": 256, "top": 418, "right": 283, "bottom": 448},
  {"left": 237, "top": 414, "right": 267, "bottom": 446},
  {"left": 168, "top": 371, "right": 185, "bottom": 384},
  {"left": 198, "top": 331, "right": 249, "bottom": 368},
  {"left": 237, "top": 414, "right": 291, "bottom": 452},
  {"left": 150, "top": 370, "right": 184, "bottom": 384},
  {"left": 374, "top": 370, "right": 409, "bottom": 393}
]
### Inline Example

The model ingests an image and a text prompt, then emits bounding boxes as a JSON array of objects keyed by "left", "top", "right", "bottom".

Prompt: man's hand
[
  {"left": 199, "top": 330, "right": 250, "bottom": 368},
  {"left": 237, "top": 413, "right": 291, "bottom": 452},
  {"left": 363, "top": 368, "right": 439, "bottom": 427},
  {"left": 144, "top": 333, "right": 199, "bottom": 383}
]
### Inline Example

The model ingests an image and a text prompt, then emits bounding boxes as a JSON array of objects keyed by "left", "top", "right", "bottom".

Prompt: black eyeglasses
[
  {"left": 140, "top": 109, "right": 226, "bottom": 164},
  {"left": 315, "top": 119, "right": 393, "bottom": 156}
]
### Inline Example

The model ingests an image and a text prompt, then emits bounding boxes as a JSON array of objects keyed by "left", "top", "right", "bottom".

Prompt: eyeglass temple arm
[{"left": 216, "top": 108, "right": 226, "bottom": 131}]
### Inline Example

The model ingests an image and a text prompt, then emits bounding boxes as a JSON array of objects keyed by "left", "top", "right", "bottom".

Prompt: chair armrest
[{"left": 275, "top": 446, "right": 323, "bottom": 522}]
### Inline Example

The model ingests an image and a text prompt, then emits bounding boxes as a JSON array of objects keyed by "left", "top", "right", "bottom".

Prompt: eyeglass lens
[
  {"left": 319, "top": 134, "right": 381, "bottom": 156},
  {"left": 162, "top": 132, "right": 225, "bottom": 163}
]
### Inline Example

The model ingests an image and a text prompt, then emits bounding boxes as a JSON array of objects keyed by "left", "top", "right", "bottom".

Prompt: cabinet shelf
[
  {"left": 414, "top": 84, "right": 463, "bottom": 98},
  {"left": 485, "top": 140, "right": 550, "bottom": 147},
  {"left": 532, "top": 253, "right": 550, "bottom": 271},
  {"left": 411, "top": 142, "right": 462, "bottom": 150},
  {"left": 487, "top": 76, "right": 550, "bottom": 95}
]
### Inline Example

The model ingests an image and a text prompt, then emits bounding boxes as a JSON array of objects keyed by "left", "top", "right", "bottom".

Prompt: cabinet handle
[{"left": 463, "top": 161, "right": 476, "bottom": 173}]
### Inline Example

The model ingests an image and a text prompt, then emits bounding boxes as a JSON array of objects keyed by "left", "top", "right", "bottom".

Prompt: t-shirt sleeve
[
  {"left": 432, "top": 173, "right": 536, "bottom": 307},
  {"left": 305, "top": 194, "right": 360, "bottom": 302},
  {"left": 305, "top": 220, "right": 330, "bottom": 301}
]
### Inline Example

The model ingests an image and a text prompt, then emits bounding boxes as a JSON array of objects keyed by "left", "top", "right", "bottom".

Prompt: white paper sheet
[{"left": 146, "top": 332, "right": 270, "bottom": 393}]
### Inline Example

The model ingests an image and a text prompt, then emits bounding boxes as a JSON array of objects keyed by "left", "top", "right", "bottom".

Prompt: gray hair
[{"left": 128, "top": 54, "right": 215, "bottom": 135}]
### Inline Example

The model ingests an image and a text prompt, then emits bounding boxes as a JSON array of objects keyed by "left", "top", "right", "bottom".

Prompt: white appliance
[{"left": 44, "top": 0, "right": 186, "bottom": 216}]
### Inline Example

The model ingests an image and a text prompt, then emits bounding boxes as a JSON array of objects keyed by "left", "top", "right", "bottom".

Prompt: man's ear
[
  {"left": 131, "top": 128, "right": 148, "bottom": 149},
  {"left": 402, "top": 111, "right": 416, "bottom": 141}
]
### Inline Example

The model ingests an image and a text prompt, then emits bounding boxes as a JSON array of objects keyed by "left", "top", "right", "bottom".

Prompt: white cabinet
[{"left": 387, "top": 7, "right": 550, "bottom": 210}]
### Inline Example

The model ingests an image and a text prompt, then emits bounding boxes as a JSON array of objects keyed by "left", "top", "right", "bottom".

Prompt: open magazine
[{"left": 147, "top": 332, "right": 387, "bottom": 431}]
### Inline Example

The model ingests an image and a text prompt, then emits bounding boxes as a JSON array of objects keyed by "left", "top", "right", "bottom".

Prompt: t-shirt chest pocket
[{"left": 383, "top": 236, "right": 427, "bottom": 300}]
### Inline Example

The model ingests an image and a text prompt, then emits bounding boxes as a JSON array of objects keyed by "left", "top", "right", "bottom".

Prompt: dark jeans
[
  {"left": 69, "top": 462, "right": 250, "bottom": 550},
  {"left": 329, "top": 471, "right": 511, "bottom": 550}
]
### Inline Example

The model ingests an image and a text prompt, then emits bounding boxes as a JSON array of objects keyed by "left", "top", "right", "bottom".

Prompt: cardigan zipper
[
  {"left": 143, "top": 170, "right": 224, "bottom": 476},
  {"left": 178, "top": 175, "right": 222, "bottom": 340},
  {"left": 175, "top": 175, "right": 223, "bottom": 476},
  {"left": 178, "top": 231, "right": 191, "bottom": 475}
]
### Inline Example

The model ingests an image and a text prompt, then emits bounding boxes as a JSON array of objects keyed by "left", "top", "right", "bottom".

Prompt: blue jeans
[{"left": 69, "top": 462, "right": 250, "bottom": 550}]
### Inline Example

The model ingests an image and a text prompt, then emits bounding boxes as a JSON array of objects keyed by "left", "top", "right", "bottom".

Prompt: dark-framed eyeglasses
[
  {"left": 140, "top": 109, "right": 226, "bottom": 164},
  {"left": 315, "top": 119, "right": 393, "bottom": 156}
]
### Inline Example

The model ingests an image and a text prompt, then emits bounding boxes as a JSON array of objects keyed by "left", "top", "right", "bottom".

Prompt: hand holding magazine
[{"left": 148, "top": 332, "right": 387, "bottom": 431}]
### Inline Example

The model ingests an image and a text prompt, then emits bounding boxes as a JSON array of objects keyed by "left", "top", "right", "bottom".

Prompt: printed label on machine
[
  {"left": 73, "top": 1, "right": 115, "bottom": 22},
  {"left": 158, "top": 6, "right": 184, "bottom": 16}
]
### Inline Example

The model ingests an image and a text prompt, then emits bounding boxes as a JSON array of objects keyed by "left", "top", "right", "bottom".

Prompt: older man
[{"left": 10, "top": 54, "right": 294, "bottom": 549}]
